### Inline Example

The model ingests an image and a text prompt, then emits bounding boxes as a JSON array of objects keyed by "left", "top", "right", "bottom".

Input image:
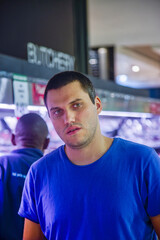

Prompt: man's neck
[{"left": 65, "top": 136, "right": 113, "bottom": 166}]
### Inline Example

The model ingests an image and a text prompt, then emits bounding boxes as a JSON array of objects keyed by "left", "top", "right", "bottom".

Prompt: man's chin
[{"left": 66, "top": 140, "right": 89, "bottom": 149}]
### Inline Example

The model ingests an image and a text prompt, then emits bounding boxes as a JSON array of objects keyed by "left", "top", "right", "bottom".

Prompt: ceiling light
[
  {"left": 132, "top": 65, "right": 140, "bottom": 72},
  {"left": 116, "top": 74, "right": 128, "bottom": 82},
  {"left": 98, "top": 48, "right": 107, "bottom": 54}
]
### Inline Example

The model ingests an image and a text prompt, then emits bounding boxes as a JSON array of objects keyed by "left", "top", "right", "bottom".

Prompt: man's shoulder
[
  {"left": 31, "top": 145, "right": 64, "bottom": 168},
  {"left": 116, "top": 137, "right": 152, "bottom": 149},
  {"left": 111, "top": 138, "right": 159, "bottom": 171},
  {"left": 45, "top": 145, "right": 64, "bottom": 158},
  {"left": 114, "top": 137, "right": 155, "bottom": 157}
]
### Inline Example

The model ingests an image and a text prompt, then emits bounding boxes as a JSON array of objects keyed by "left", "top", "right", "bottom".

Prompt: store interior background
[
  {"left": 87, "top": 0, "right": 160, "bottom": 155},
  {"left": 88, "top": 0, "right": 160, "bottom": 89},
  {"left": 0, "top": 0, "right": 160, "bottom": 155}
]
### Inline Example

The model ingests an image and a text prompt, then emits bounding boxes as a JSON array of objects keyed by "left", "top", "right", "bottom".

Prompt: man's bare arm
[
  {"left": 150, "top": 214, "right": 160, "bottom": 239},
  {"left": 23, "top": 218, "right": 45, "bottom": 240}
]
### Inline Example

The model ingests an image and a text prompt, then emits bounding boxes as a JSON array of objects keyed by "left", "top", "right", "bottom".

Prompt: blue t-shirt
[
  {"left": 0, "top": 148, "right": 43, "bottom": 240},
  {"left": 18, "top": 138, "right": 160, "bottom": 240}
]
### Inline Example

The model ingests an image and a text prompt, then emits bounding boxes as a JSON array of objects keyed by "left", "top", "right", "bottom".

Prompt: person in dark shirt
[{"left": 0, "top": 112, "right": 49, "bottom": 240}]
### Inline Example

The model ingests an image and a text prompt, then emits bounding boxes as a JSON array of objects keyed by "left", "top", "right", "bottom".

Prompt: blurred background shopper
[{"left": 0, "top": 112, "right": 49, "bottom": 240}]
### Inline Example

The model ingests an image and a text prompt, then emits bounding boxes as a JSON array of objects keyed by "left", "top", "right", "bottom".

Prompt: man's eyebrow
[
  {"left": 69, "top": 98, "right": 82, "bottom": 105},
  {"left": 49, "top": 99, "right": 82, "bottom": 111},
  {"left": 49, "top": 106, "right": 60, "bottom": 112}
]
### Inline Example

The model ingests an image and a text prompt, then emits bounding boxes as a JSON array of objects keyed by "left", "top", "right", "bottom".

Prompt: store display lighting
[
  {"left": 100, "top": 110, "right": 153, "bottom": 118},
  {"left": 27, "top": 105, "right": 46, "bottom": 112},
  {"left": 0, "top": 103, "right": 16, "bottom": 110},
  {"left": 0, "top": 104, "right": 47, "bottom": 113},
  {"left": 0, "top": 105, "right": 155, "bottom": 118}
]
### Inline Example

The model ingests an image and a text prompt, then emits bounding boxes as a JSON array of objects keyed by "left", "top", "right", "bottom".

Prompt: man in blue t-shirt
[
  {"left": 0, "top": 113, "right": 49, "bottom": 240},
  {"left": 19, "top": 71, "right": 160, "bottom": 240}
]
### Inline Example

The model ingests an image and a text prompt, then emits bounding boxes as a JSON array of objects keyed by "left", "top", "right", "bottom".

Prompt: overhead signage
[
  {"left": 13, "top": 74, "right": 28, "bottom": 82},
  {"left": 27, "top": 42, "right": 75, "bottom": 71},
  {"left": 13, "top": 81, "right": 29, "bottom": 105},
  {"left": 0, "top": 77, "right": 13, "bottom": 104},
  {"left": 32, "top": 83, "right": 46, "bottom": 106},
  {"left": 13, "top": 74, "right": 29, "bottom": 117}
]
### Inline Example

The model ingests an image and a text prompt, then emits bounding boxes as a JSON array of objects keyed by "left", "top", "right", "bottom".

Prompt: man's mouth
[{"left": 67, "top": 127, "right": 81, "bottom": 135}]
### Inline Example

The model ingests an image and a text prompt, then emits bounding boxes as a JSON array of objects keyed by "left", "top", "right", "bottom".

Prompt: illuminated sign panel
[
  {"left": 0, "top": 77, "right": 13, "bottom": 104},
  {"left": 27, "top": 42, "right": 75, "bottom": 71}
]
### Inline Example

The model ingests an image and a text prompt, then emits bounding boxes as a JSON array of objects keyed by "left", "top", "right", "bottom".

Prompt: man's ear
[
  {"left": 95, "top": 96, "right": 102, "bottom": 114},
  {"left": 43, "top": 138, "right": 50, "bottom": 150},
  {"left": 11, "top": 133, "right": 16, "bottom": 146}
]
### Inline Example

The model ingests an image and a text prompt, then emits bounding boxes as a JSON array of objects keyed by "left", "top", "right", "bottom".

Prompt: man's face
[{"left": 46, "top": 81, "right": 102, "bottom": 149}]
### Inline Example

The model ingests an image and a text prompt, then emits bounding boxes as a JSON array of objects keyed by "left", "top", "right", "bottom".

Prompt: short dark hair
[{"left": 44, "top": 71, "right": 96, "bottom": 107}]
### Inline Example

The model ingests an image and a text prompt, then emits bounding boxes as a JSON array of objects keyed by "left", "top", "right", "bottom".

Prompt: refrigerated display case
[
  {"left": 99, "top": 115, "right": 160, "bottom": 151},
  {"left": 0, "top": 64, "right": 160, "bottom": 156},
  {"left": 0, "top": 114, "right": 63, "bottom": 156}
]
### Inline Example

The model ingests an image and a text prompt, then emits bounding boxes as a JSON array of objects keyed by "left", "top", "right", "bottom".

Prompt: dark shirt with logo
[{"left": 0, "top": 148, "right": 43, "bottom": 240}]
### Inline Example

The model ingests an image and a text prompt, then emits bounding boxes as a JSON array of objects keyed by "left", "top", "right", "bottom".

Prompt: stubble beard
[{"left": 65, "top": 120, "right": 98, "bottom": 150}]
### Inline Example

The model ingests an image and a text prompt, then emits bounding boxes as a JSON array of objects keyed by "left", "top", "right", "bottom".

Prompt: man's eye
[
  {"left": 72, "top": 103, "right": 81, "bottom": 109},
  {"left": 52, "top": 109, "right": 63, "bottom": 118}
]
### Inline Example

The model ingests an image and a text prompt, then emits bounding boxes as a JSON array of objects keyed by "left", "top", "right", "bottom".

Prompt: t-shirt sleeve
[
  {"left": 145, "top": 149, "right": 160, "bottom": 216},
  {"left": 18, "top": 167, "right": 39, "bottom": 223}
]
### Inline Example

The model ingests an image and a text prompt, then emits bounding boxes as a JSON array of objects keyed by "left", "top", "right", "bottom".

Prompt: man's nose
[{"left": 64, "top": 110, "right": 75, "bottom": 124}]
